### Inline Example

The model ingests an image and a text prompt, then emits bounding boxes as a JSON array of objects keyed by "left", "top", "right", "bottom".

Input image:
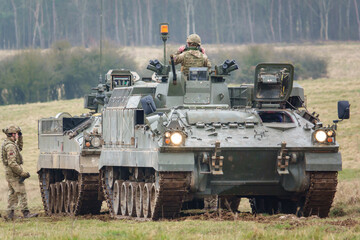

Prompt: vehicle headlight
[
  {"left": 327, "top": 130, "right": 334, "bottom": 137},
  {"left": 91, "top": 137, "right": 101, "bottom": 148},
  {"left": 314, "top": 130, "right": 327, "bottom": 143},
  {"left": 170, "top": 132, "right": 183, "bottom": 145}
]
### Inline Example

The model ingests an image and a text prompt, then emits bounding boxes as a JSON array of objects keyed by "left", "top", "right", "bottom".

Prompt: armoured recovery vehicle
[
  {"left": 99, "top": 59, "right": 350, "bottom": 220},
  {"left": 37, "top": 69, "right": 144, "bottom": 215}
]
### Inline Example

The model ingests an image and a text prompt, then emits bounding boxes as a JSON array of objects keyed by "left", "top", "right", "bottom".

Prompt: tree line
[
  {"left": 0, "top": 41, "right": 136, "bottom": 105},
  {"left": 0, "top": 41, "right": 327, "bottom": 105},
  {"left": 1, "top": 0, "right": 360, "bottom": 49}
]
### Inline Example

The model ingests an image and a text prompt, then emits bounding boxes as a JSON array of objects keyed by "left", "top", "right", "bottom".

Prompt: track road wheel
[
  {"left": 142, "top": 183, "right": 152, "bottom": 219},
  {"left": 64, "top": 181, "right": 71, "bottom": 214},
  {"left": 49, "top": 184, "right": 56, "bottom": 214},
  {"left": 120, "top": 182, "right": 128, "bottom": 216},
  {"left": 127, "top": 182, "right": 137, "bottom": 217},
  {"left": 113, "top": 180, "right": 121, "bottom": 216},
  {"left": 135, "top": 183, "right": 144, "bottom": 218},
  {"left": 59, "top": 182, "right": 66, "bottom": 213},
  {"left": 55, "top": 183, "right": 61, "bottom": 214},
  {"left": 150, "top": 183, "right": 158, "bottom": 219},
  {"left": 69, "top": 181, "right": 78, "bottom": 215}
]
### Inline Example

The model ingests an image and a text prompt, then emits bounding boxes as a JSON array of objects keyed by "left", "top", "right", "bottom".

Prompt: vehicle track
[
  {"left": 39, "top": 169, "right": 102, "bottom": 215},
  {"left": 101, "top": 169, "right": 190, "bottom": 220}
]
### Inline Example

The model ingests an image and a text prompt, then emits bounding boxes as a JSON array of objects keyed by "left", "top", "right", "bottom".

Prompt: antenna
[{"left": 99, "top": 0, "right": 103, "bottom": 83}]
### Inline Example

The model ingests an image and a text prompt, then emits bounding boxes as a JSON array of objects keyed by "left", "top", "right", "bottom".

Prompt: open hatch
[{"left": 254, "top": 63, "right": 294, "bottom": 104}]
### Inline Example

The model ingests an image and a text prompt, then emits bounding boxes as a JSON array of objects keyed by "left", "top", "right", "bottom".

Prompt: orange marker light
[
  {"left": 160, "top": 25, "right": 169, "bottom": 34},
  {"left": 165, "top": 138, "right": 171, "bottom": 144},
  {"left": 85, "top": 142, "right": 91, "bottom": 147},
  {"left": 327, "top": 138, "right": 333, "bottom": 143}
]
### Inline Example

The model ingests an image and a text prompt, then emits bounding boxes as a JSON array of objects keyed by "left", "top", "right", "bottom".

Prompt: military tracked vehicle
[
  {"left": 37, "top": 69, "right": 144, "bottom": 215},
  {"left": 99, "top": 59, "right": 350, "bottom": 220}
]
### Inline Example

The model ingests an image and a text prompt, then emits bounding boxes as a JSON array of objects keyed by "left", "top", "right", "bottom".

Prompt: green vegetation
[
  {"left": 0, "top": 44, "right": 327, "bottom": 105},
  {"left": 209, "top": 45, "right": 328, "bottom": 83},
  {"left": 0, "top": 41, "right": 136, "bottom": 105},
  {"left": 338, "top": 169, "right": 360, "bottom": 181},
  {"left": 1, "top": 216, "right": 360, "bottom": 240}
]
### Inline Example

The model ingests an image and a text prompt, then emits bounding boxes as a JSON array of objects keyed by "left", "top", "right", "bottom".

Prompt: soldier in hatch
[
  {"left": 171, "top": 33, "right": 211, "bottom": 78},
  {"left": 2, "top": 125, "right": 38, "bottom": 220}
]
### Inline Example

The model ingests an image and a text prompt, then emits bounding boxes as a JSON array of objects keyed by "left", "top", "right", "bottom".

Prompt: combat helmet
[
  {"left": 187, "top": 34, "right": 201, "bottom": 46},
  {"left": 2, "top": 125, "right": 20, "bottom": 135}
]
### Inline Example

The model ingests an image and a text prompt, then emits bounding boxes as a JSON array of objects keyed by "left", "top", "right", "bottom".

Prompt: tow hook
[
  {"left": 211, "top": 141, "right": 224, "bottom": 175},
  {"left": 277, "top": 142, "right": 290, "bottom": 174}
]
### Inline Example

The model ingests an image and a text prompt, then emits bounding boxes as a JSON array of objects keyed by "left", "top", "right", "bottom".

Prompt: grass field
[{"left": 0, "top": 42, "right": 359, "bottom": 239}]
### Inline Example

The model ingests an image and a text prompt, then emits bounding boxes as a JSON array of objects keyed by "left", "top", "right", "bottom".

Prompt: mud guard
[{"left": 305, "top": 152, "right": 342, "bottom": 171}]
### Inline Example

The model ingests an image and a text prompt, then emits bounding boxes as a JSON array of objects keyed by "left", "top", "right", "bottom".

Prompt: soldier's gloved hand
[
  {"left": 200, "top": 47, "right": 205, "bottom": 54},
  {"left": 20, "top": 172, "right": 30, "bottom": 179},
  {"left": 177, "top": 45, "right": 186, "bottom": 53}
]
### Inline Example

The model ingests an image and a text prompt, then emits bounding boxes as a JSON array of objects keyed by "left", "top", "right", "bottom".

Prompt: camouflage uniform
[
  {"left": 2, "top": 125, "right": 30, "bottom": 219},
  {"left": 173, "top": 49, "right": 211, "bottom": 77},
  {"left": 173, "top": 33, "right": 211, "bottom": 77}
]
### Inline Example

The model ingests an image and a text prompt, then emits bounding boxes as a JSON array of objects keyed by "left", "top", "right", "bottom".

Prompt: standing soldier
[
  {"left": 171, "top": 33, "right": 211, "bottom": 78},
  {"left": 1, "top": 125, "right": 37, "bottom": 220}
]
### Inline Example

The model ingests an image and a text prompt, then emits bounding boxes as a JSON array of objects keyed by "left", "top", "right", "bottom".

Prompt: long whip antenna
[{"left": 99, "top": 0, "right": 103, "bottom": 83}]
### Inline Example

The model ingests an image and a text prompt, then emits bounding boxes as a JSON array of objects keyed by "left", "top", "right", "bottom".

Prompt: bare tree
[
  {"left": 269, "top": 0, "right": 276, "bottom": 42},
  {"left": 306, "top": 0, "right": 333, "bottom": 40},
  {"left": 2, "top": 0, "right": 360, "bottom": 49},
  {"left": 40, "top": 0, "right": 45, "bottom": 47},
  {"left": 146, "top": 0, "right": 153, "bottom": 45},
  {"left": 184, "top": 0, "right": 191, "bottom": 35},
  {"left": 52, "top": 0, "right": 57, "bottom": 43},
  {"left": 210, "top": 0, "right": 220, "bottom": 43},
  {"left": 321, "top": 0, "right": 334, "bottom": 41},
  {"left": 288, "top": 0, "right": 293, "bottom": 41},
  {"left": 354, "top": 0, "right": 360, "bottom": 40},
  {"left": 11, "top": 0, "right": 20, "bottom": 48},
  {"left": 31, "top": 0, "right": 43, "bottom": 48},
  {"left": 119, "top": 0, "right": 127, "bottom": 45},
  {"left": 115, "top": 0, "right": 120, "bottom": 43},
  {"left": 346, "top": 0, "right": 351, "bottom": 39},
  {"left": 190, "top": 0, "right": 196, "bottom": 34},
  {"left": 296, "top": 0, "right": 303, "bottom": 39},
  {"left": 43, "top": 0, "right": 51, "bottom": 46},
  {"left": 137, "top": 0, "right": 144, "bottom": 45},
  {"left": 246, "top": 0, "right": 254, "bottom": 43},
  {"left": 226, "top": 0, "right": 235, "bottom": 43},
  {"left": 77, "top": 0, "right": 87, "bottom": 46},
  {"left": 278, "top": 0, "right": 282, "bottom": 42},
  {"left": 133, "top": 1, "right": 139, "bottom": 45}
]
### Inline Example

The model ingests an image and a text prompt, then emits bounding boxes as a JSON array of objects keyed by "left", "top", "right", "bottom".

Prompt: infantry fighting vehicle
[
  {"left": 99, "top": 60, "right": 350, "bottom": 220},
  {"left": 37, "top": 69, "right": 143, "bottom": 215}
]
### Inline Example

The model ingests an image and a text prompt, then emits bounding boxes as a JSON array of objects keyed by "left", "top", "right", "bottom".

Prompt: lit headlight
[
  {"left": 327, "top": 130, "right": 334, "bottom": 137},
  {"left": 170, "top": 132, "right": 183, "bottom": 145},
  {"left": 314, "top": 130, "right": 327, "bottom": 143},
  {"left": 91, "top": 137, "right": 101, "bottom": 148}
]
